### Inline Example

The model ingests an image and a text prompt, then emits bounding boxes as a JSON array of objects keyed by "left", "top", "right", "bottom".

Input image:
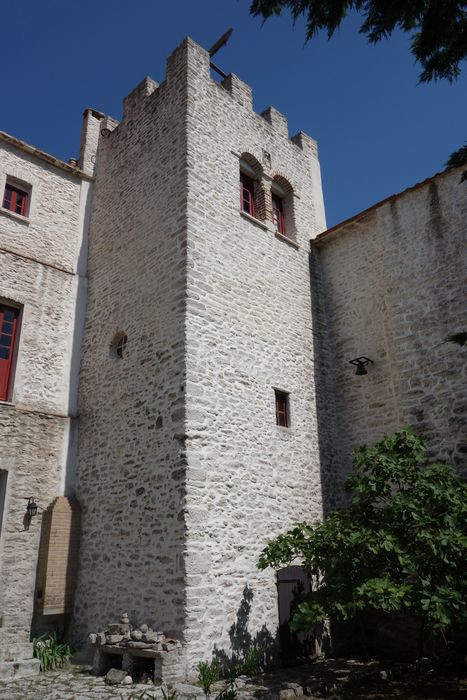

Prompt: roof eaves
[{"left": 0, "top": 130, "right": 93, "bottom": 181}]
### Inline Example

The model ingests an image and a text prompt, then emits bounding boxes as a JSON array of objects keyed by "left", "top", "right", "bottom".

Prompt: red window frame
[
  {"left": 0, "top": 304, "right": 20, "bottom": 401},
  {"left": 2, "top": 183, "right": 29, "bottom": 217},
  {"left": 272, "top": 193, "right": 285, "bottom": 235},
  {"left": 240, "top": 172, "right": 256, "bottom": 217},
  {"left": 275, "top": 390, "right": 289, "bottom": 428}
]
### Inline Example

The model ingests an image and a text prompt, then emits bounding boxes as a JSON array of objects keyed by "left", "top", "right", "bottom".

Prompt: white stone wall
[
  {"left": 0, "top": 144, "right": 81, "bottom": 271},
  {"left": 0, "top": 138, "right": 89, "bottom": 644},
  {"left": 182, "top": 41, "right": 326, "bottom": 669},
  {"left": 314, "top": 168, "right": 467, "bottom": 490},
  {"left": 74, "top": 38, "right": 327, "bottom": 675}
]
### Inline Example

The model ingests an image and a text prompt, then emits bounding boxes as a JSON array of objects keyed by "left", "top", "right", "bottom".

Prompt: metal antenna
[{"left": 208, "top": 28, "right": 233, "bottom": 79}]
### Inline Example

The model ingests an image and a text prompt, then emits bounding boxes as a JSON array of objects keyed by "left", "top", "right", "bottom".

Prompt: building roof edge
[
  {"left": 313, "top": 165, "right": 465, "bottom": 246},
  {"left": 0, "top": 130, "right": 93, "bottom": 181}
]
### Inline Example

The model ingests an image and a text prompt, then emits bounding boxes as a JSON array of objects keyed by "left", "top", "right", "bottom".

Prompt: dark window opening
[
  {"left": 275, "top": 389, "right": 289, "bottom": 427},
  {"left": 0, "top": 304, "right": 20, "bottom": 401},
  {"left": 272, "top": 193, "right": 285, "bottom": 235},
  {"left": 240, "top": 172, "right": 256, "bottom": 217},
  {"left": 3, "top": 182, "right": 29, "bottom": 217},
  {"left": 111, "top": 330, "right": 128, "bottom": 359}
]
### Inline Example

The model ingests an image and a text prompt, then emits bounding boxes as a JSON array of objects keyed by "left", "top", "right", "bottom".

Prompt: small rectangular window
[
  {"left": 272, "top": 193, "right": 285, "bottom": 235},
  {"left": 275, "top": 389, "right": 289, "bottom": 427},
  {"left": 0, "top": 304, "right": 20, "bottom": 401},
  {"left": 240, "top": 172, "right": 256, "bottom": 217},
  {"left": 2, "top": 181, "right": 30, "bottom": 217}
]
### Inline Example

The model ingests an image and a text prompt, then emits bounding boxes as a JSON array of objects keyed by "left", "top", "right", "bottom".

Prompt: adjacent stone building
[
  {"left": 0, "top": 36, "right": 465, "bottom": 681},
  {"left": 0, "top": 121, "right": 95, "bottom": 676},
  {"left": 312, "top": 168, "right": 467, "bottom": 497}
]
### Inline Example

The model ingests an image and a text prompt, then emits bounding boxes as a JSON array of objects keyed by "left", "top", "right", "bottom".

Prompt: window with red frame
[
  {"left": 240, "top": 172, "right": 256, "bottom": 217},
  {"left": 272, "top": 193, "right": 285, "bottom": 235},
  {"left": 275, "top": 389, "right": 289, "bottom": 428},
  {"left": 0, "top": 304, "right": 20, "bottom": 401},
  {"left": 2, "top": 182, "right": 29, "bottom": 217}
]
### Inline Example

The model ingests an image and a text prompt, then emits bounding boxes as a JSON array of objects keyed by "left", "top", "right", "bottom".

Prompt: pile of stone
[{"left": 89, "top": 613, "right": 182, "bottom": 654}]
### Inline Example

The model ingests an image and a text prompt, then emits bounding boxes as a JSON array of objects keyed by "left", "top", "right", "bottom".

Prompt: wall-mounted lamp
[
  {"left": 349, "top": 356, "right": 373, "bottom": 376},
  {"left": 100, "top": 127, "right": 111, "bottom": 138},
  {"left": 26, "top": 497, "right": 38, "bottom": 518}
]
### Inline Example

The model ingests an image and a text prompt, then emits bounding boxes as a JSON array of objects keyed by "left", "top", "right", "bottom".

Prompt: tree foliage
[
  {"left": 258, "top": 430, "right": 467, "bottom": 646},
  {"left": 250, "top": 1, "right": 467, "bottom": 83},
  {"left": 445, "top": 144, "right": 467, "bottom": 181},
  {"left": 250, "top": 1, "right": 467, "bottom": 177}
]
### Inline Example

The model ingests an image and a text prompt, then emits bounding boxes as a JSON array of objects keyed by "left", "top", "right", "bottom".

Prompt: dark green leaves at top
[{"left": 250, "top": 1, "right": 467, "bottom": 84}]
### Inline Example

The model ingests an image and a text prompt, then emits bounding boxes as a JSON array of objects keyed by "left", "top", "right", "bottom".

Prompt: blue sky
[{"left": 1, "top": 0, "right": 466, "bottom": 227}]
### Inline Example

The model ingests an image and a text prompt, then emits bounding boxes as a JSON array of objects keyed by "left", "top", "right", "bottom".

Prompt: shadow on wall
[
  {"left": 211, "top": 583, "right": 326, "bottom": 673},
  {"left": 308, "top": 250, "right": 345, "bottom": 516},
  {"left": 212, "top": 585, "right": 278, "bottom": 672}
]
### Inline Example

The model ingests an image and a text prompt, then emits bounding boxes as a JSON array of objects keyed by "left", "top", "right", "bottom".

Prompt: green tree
[
  {"left": 250, "top": 1, "right": 467, "bottom": 176},
  {"left": 258, "top": 429, "right": 467, "bottom": 654}
]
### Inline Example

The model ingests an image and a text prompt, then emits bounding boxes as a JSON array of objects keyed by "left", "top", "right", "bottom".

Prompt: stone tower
[{"left": 74, "top": 38, "right": 326, "bottom": 675}]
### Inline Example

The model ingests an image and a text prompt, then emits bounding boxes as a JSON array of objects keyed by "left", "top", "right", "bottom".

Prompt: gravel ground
[{"left": 0, "top": 659, "right": 465, "bottom": 700}]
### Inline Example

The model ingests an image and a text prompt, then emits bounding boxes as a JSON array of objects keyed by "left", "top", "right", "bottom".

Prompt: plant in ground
[
  {"left": 258, "top": 429, "right": 467, "bottom": 656},
  {"left": 32, "top": 631, "right": 73, "bottom": 671},
  {"left": 214, "top": 684, "right": 238, "bottom": 700},
  {"left": 196, "top": 659, "right": 221, "bottom": 697},
  {"left": 233, "top": 645, "right": 265, "bottom": 676}
]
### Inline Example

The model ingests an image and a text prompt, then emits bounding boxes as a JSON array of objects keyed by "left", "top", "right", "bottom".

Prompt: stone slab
[
  {"left": 0, "top": 643, "right": 35, "bottom": 662},
  {"left": 0, "top": 658, "right": 41, "bottom": 680}
]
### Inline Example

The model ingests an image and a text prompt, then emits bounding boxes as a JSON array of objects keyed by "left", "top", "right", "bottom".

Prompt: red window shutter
[
  {"left": 272, "top": 194, "right": 285, "bottom": 235},
  {"left": 0, "top": 305, "right": 20, "bottom": 401},
  {"left": 240, "top": 173, "right": 256, "bottom": 217}
]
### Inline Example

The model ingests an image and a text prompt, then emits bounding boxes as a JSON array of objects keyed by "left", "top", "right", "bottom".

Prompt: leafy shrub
[
  {"left": 160, "top": 688, "right": 178, "bottom": 700},
  {"left": 258, "top": 429, "right": 467, "bottom": 655},
  {"left": 32, "top": 631, "right": 72, "bottom": 671},
  {"left": 196, "top": 659, "right": 221, "bottom": 696},
  {"left": 215, "top": 684, "right": 238, "bottom": 700},
  {"left": 234, "top": 645, "right": 265, "bottom": 676}
]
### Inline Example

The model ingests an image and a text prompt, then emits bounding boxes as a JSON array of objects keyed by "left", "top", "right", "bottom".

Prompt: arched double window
[{"left": 238, "top": 157, "right": 297, "bottom": 241}]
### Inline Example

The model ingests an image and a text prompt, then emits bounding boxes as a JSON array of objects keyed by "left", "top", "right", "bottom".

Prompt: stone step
[
  {"left": 0, "top": 642, "right": 35, "bottom": 662},
  {"left": 0, "top": 658, "right": 41, "bottom": 679}
]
